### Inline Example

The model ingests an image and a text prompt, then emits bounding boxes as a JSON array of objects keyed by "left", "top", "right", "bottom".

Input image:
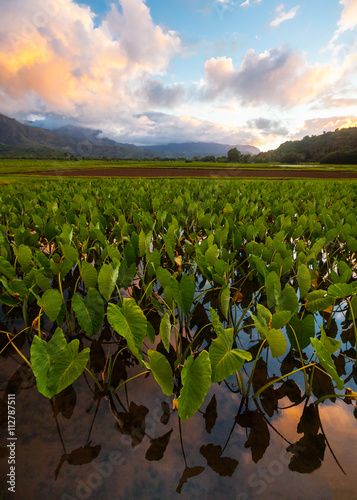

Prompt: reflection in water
[{"left": 1, "top": 344, "right": 357, "bottom": 500}]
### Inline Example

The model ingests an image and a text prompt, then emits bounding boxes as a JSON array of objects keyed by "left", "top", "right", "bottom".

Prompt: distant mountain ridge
[
  {"left": 146, "top": 142, "right": 260, "bottom": 158},
  {"left": 0, "top": 114, "right": 261, "bottom": 159}
]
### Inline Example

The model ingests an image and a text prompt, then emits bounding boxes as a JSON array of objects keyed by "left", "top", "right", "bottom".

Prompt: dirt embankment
[{"left": 31, "top": 167, "right": 357, "bottom": 179}]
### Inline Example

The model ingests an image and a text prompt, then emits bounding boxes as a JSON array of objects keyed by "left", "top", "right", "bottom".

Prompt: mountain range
[{"left": 0, "top": 114, "right": 259, "bottom": 159}]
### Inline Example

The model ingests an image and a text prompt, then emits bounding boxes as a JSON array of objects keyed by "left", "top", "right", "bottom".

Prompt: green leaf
[
  {"left": 107, "top": 299, "right": 149, "bottom": 362},
  {"left": 0, "top": 256, "right": 16, "bottom": 280},
  {"left": 209, "top": 329, "right": 252, "bottom": 382},
  {"left": 47, "top": 340, "right": 90, "bottom": 396},
  {"left": 61, "top": 244, "right": 78, "bottom": 262},
  {"left": 159, "top": 311, "right": 171, "bottom": 353},
  {"left": 30, "top": 328, "right": 89, "bottom": 399},
  {"left": 286, "top": 314, "right": 315, "bottom": 350},
  {"left": 147, "top": 350, "right": 173, "bottom": 396},
  {"left": 0, "top": 294, "right": 18, "bottom": 307},
  {"left": 266, "top": 329, "right": 287, "bottom": 358},
  {"left": 271, "top": 310, "right": 291, "bottom": 329},
  {"left": 72, "top": 288, "right": 104, "bottom": 338},
  {"left": 276, "top": 283, "right": 299, "bottom": 315},
  {"left": 320, "top": 326, "right": 341, "bottom": 356},
  {"left": 18, "top": 244, "right": 32, "bottom": 271},
  {"left": 219, "top": 284, "right": 230, "bottom": 320},
  {"left": 305, "top": 290, "right": 334, "bottom": 312},
  {"left": 156, "top": 266, "right": 171, "bottom": 288},
  {"left": 178, "top": 350, "right": 211, "bottom": 421},
  {"left": 80, "top": 261, "right": 97, "bottom": 289},
  {"left": 327, "top": 283, "right": 354, "bottom": 299},
  {"left": 30, "top": 335, "right": 53, "bottom": 398},
  {"left": 297, "top": 264, "right": 311, "bottom": 298},
  {"left": 170, "top": 274, "right": 195, "bottom": 315},
  {"left": 265, "top": 271, "right": 280, "bottom": 308},
  {"left": 311, "top": 337, "right": 344, "bottom": 390},
  {"left": 210, "top": 307, "right": 224, "bottom": 336},
  {"left": 98, "top": 263, "right": 119, "bottom": 301},
  {"left": 38, "top": 289, "right": 63, "bottom": 322}
]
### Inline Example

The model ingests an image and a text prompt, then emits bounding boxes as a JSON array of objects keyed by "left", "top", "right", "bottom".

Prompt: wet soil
[{"left": 27, "top": 167, "right": 357, "bottom": 179}]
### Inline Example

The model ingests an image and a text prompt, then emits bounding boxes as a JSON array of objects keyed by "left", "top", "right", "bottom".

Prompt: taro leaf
[
  {"left": 305, "top": 290, "right": 334, "bottom": 313},
  {"left": 38, "top": 289, "right": 63, "bottom": 322},
  {"left": 98, "top": 263, "right": 119, "bottom": 301},
  {"left": 107, "top": 299, "right": 149, "bottom": 363},
  {"left": 30, "top": 328, "right": 89, "bottom": 398},
  {"left": 310, "top": 337, "right": 344, "bottom": 390},
  {"left": 147, "top": 350, "right": 173, "bottom": 396},
  {"left": 18, "top": 244, "right": 32, "bottom": 271},
  {"left": 209, "top": 329, "right": 252, "bottom": 382},
  {"left": 117, "top": 260, "right": 136, "bottom": 289},
  {"left": 0, "top": 294, "right": 18, "bottom": 307},
  {"left": 320, "top": 326, "right": 341, "bottom": 356},
  {"left": 200, "top": 443, "right": 238, "bottom": 477},
  {"left": 176, "top": 466, "right": 205, "bottom": 494},
  {"left": 61, "top": 244, "right": 78, "bottom": 262},
  {"left": 35, "top": 271, "right": 51, "bottom": 292},
  {"left": 0, "top": 256, "right": 16, "bottom": 280},
  {"left": 256, "top": 304, "right": 272, "bottom": 329},
  {"left": 139, "top": 229, "right": 152, "bottom": 257},
  {"left": 209, "top": 307, "right": 224, "bottom": 336},
  {"left": 47, "top": 340, "right": 90, "bottom": 396},
  {"left": 71, "top": 288, "right": 104, "bottom": 338},
  {"left": 236, "top": 410, "right": 270, "bottom": 463},
  {"left": 265, "top": 271, "right": 280, "bottom": 308},
  {"left": 30, "top": 335, "right": 55, "bottom": 398},
  {"left": 178, "top": 350, "right": 211, "bottom": 421},
  {"left": 203, "top": 395, "right": 217, "bottom": 434},
  {"left": 159, "top": 311, "right": 171, "bottom": 353},
  {"left": 286, "top": 314, "right": 315, "bottom": 350},
  {"left": 271, "top": 310, "right": 291, "bottom": 329},
  {"left": 219, "top": 284, "right": 230, "bottom": 320},
  {"left": 170, "top": 274, "right": 195, "bottom": 315},
  {"left": 251, "top": 255, "right": 267, "bottom": 278},
  {"left": 331, "top": 261, "right": 352, "bottom": 284},
  {"left": 297, "top": 263, "right": 311, "bottom": 298},
  {"left": 145, "top": 429, "right": 173, "bottom": 461},
  {"left": 266, "top": 329, "right": 287, "bottom": 358},
  {"left": 156, "top": 266, "right": 171, "bottom": 288},
  {"left": 80, "top": 261, "right": 97, "bottom": 289},
  {"left": 349, "top": 295, "right": 357, "bottom": 320},
  {"left": 327, "top": 283, "right": 354, "bottom": 299},
  {"left": 276, "top": 283, "right": 299, "bottom": 315},
  {"left": 147, "top": 322, "right": 156, "bottom": 344}
]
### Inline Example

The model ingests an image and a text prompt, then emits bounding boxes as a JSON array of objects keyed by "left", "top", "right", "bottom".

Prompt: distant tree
[
  {"left": 227, "top": 147, "right": 241, "bottom": 162},
  {"left": 202, "top": 155, "right": 216, "bottom": 162}
]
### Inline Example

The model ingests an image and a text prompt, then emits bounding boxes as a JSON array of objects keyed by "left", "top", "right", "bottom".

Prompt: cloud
[
  {"left": 0, "top": 0, "right": 181, "bottom": 118},
  {"left": 199, "top": 47, "right": 340, "bottom": 107},
  {"left": 331, "top": 0, "right": 357, "bottom": 42},
  {"left": 247, "top": 117, "right": 289, "bottom": 135},
  {"left": 240, "top": 0, "right": 262, "bottom": 6},
  {"left": 270, "top": 4, "right": 300, "bottom": 27},
  {"left": 293, "top": 116, "right": 357, "bottom": 139}
]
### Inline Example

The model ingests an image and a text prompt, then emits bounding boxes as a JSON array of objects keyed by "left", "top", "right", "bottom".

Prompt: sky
[{"left": 0, "top": 0, "right": 357, "bottom": 151}]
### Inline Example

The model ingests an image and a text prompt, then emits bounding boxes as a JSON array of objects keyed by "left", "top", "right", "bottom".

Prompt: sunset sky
[{"left": 1, "top": 0, "right": 357, "bottom": 150}]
